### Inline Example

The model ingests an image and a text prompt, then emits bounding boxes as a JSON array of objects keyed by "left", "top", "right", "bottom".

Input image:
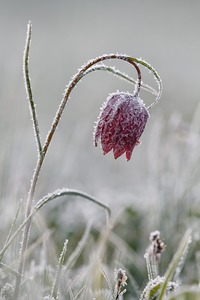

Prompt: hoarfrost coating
[{"left": 94, "top": 92, "right": 149, "bottom": 161}]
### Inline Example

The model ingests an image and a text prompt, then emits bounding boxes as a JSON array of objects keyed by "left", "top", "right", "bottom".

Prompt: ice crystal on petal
[{"left": 94, "top": 92, "right": 149, "bottom": 161}]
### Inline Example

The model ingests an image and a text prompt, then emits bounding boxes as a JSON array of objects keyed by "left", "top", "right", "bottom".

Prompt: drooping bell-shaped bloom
[{"left": 94, "top": 92, "right": 149, "bottom": 161}]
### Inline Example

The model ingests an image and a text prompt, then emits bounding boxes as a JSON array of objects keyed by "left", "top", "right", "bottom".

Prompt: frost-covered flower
[
  {"left": 114, "top": 268, "right": 128, "bottom": 298},
  {"left": 149, "top": 230, "right": 166, "bottom": 262},
  {"left": 94, "top": 92, "right": 149, "bottom": 161}
]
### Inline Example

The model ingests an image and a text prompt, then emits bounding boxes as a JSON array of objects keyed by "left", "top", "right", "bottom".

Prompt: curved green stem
[
  {"left": 83, "top": 64, "right": 158, "bottom": 96},
  {"left": 129, "top": 57, "right": 163, "bottom": 109},
  {"left": 0, "top": 189, "right": 110, "bottom": 261}
]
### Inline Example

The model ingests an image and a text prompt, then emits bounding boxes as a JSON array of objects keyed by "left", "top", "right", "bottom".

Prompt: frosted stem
[
  {"left": 129, "top": 57, "right": 163, "bottom": 109},
  {"left": 51, "top": 239, "right": 68, "bottom": 299},
  {"left": 13, "top": 21, "right": 44, "bottom": 299},
  {"left": 23, "top": 21, "right": 43, "bottom": 158},
  {"left": 84, "top": 64, "right": 158, "bottom": 96},
  {"left": 0, "top": 189, "right": 110, "bottom": 260}
]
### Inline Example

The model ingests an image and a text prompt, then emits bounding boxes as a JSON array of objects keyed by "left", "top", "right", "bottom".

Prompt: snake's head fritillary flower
[{"left": 94, "top": 92, "right": 150, "bottom": 161}]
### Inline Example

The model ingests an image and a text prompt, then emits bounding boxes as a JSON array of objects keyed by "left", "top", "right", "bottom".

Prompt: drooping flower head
[{"left": 94, "top": 92, "right": 149, "bottom": 161}]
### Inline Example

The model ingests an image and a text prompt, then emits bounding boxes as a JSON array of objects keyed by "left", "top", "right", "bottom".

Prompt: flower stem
[
  {"left": 129, "top": 57, "right": 163, "bottom": 109},
  {"left": 84, "top": 64, "right": 158, "bottom": 96}
]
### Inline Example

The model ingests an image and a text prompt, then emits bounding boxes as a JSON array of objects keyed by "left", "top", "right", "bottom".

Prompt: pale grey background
[{"left": 0, "top": 0, "right": 199, "bottom": 214}]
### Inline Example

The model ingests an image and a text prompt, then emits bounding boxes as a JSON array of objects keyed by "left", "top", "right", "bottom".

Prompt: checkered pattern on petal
[{"left": 94, "top": 92, "right": 149, "bottom": 161}]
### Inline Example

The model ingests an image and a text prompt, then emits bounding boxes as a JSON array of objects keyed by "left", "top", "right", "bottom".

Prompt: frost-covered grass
[{"left": 0, "top": 22, "right": 199, "bottom": 300}]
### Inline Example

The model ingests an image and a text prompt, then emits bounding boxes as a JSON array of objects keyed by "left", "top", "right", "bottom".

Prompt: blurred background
[{"left": 0, "top": 0, "right": 200, "bottom": 295}]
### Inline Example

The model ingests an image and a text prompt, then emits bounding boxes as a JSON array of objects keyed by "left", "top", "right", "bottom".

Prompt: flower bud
[{"left": 94, "top": 92, "right": 149, "bottom": 161}]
